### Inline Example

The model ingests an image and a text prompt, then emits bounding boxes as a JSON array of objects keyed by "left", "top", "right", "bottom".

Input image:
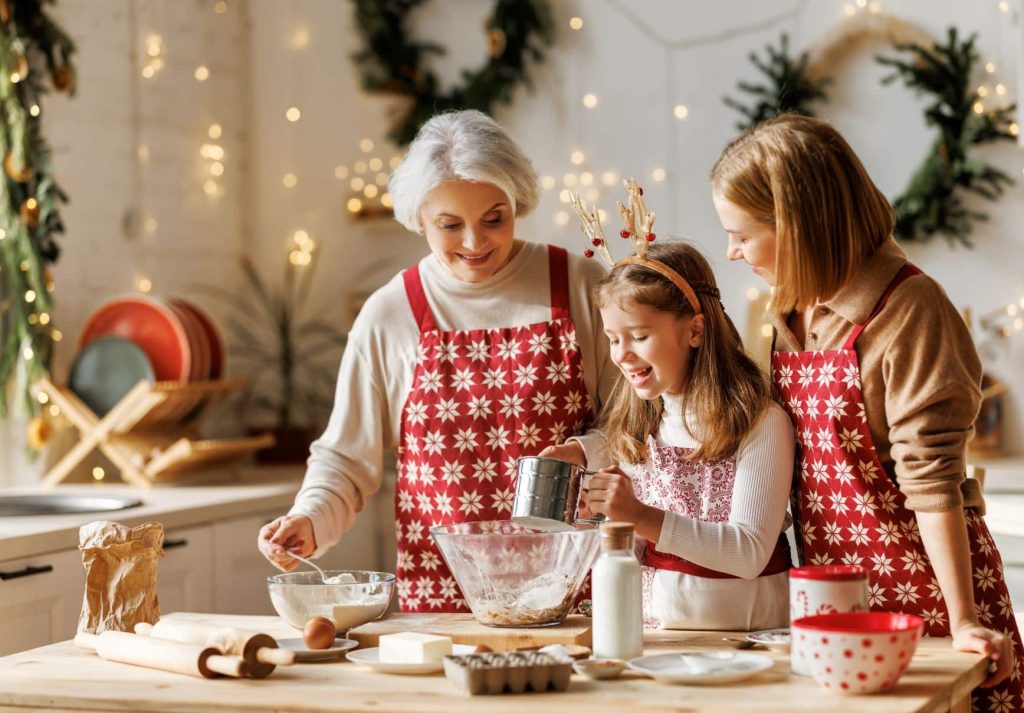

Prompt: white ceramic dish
[
  {"left": 346, "top": 644, "right": 475, "bottom": 675},
  {"left": 627, "top": 651, "right": 774, "bottom": 685},
  {"left": 573, "top": 657, "right": 626, "bottom": 680},
  {"left": 746, "top": 628, "right": 792, "bottom": 652},
  {"left": 277, "top": 637, "right": 358, "bottom": 662}
]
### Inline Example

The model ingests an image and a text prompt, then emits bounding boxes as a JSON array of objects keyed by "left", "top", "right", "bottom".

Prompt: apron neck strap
[{"left": 842, "top": 263, "right": 923, "bottom": 350}]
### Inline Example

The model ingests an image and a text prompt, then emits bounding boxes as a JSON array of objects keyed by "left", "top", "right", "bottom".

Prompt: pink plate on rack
[{"left": 78, "top": 296, "right": 191, "bottom": 383}]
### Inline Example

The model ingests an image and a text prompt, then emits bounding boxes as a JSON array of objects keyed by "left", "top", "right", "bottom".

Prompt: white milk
[{"left": 592, "top": 522, "right": 643, "bottom": 660}]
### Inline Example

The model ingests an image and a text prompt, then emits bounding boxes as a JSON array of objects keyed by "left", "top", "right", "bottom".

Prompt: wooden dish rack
[{"left": 34, "top": 377, "right": 276, "bottom": 488}]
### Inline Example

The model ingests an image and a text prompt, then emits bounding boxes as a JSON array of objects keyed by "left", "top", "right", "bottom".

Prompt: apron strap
[
  {"left": 548, "top": 245, "right": 571, "bottom": 321},
  {"left": 403, "top": 264, "right": 439, "bottom": 334},
  {"left": 641, "top": 534, "right": 792, "bottom": 579},
  {"left": 842, "top": 264, "right": 922, "bottom": 351}
]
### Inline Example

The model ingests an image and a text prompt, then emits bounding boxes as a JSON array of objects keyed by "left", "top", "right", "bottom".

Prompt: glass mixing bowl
[
  {"left": 267, "top": 570, "right": 395, "bottom": 630},
  {"left": 431, "top": 520, "right": 599, "bottom": 627}
]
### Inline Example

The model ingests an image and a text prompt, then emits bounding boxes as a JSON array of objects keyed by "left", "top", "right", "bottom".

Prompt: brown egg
[
  {"left": 302, "top": 616, "right": 336, "bottom": 649},
  {"left": 473, "top": 644, "right": 493, "bottom": 654}
]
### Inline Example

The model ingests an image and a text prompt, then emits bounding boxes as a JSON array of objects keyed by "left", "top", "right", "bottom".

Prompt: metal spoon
[{"left": 288, "top": 550, "right": 328, "bottom": 584}]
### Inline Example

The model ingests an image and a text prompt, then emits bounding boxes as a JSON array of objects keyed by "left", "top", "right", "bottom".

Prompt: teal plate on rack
[{"left": 69, "top": 337, "right": 155, "bottom": 416}]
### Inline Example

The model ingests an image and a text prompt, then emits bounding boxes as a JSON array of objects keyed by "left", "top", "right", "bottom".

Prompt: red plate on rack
[
  {"left": 170, "top": 298, "right": 225, "bottom": 379},
  {"left": 78, "top": 296, "right": 191, "bottom": 383},
  {"left": 168, "top": 300, "right": 210, "bottom": 382}
]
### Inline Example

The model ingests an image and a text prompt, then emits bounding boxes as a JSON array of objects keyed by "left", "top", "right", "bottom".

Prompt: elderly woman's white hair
[{"left": 388, "top": 110, "right": 540, "bottom": 233}]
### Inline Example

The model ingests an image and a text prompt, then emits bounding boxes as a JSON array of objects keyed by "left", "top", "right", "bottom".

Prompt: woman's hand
[
  {"left": 952, "top": 622, "right": 1014, "bottom": 687},
  {"left": 537, "top": 440, "right": 586, "bottom": 467},
  {"left": 258, "top": 515, "right": 316, "bottom": 572}
]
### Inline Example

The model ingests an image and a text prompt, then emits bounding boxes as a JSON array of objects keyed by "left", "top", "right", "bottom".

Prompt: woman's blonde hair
[
  {"left": 710, "top": 114, "right": 894, "bottom": 313},
  {"left": 596, "top": 241, "right": 770, "bottom": 464}
]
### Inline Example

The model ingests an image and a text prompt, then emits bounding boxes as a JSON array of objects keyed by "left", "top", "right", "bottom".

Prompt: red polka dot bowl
[{"left": 791, "top": 612, "right": 924, "bottom": 694}]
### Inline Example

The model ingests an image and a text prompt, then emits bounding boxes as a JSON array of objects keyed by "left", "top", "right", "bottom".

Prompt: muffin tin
[{"left": 443, "top": 651, "right": 573, "bottom": 695}]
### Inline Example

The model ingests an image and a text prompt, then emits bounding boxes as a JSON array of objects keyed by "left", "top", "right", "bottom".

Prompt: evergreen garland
[
  {"left": 350, "top": 0, "right": 553, "bottom": 145},
  {"left": 878, "top": 28, "right": 1016, "bottom": 247},
  {"left": 723, "top": 33, "right": 829, "bottom": 130},
  {"left": 0, "top": 0, "right": 75, "bottom": 440}
]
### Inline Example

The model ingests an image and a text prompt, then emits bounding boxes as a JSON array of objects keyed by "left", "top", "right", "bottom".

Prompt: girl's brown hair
[
  {"left": 596, "top": 241, "right": 770, "bottom": 464},
  {"left": 710, "top": 114, "right": 894, "bottom": 313}
]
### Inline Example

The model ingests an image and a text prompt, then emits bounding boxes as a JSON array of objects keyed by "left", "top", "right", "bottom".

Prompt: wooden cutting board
[{"left": 347, "top": 613, "right": 591, "bottom": 651}]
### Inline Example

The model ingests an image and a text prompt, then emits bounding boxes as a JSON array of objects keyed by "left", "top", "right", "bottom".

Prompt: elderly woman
[{"left": 257, "top": 110, "right": 615, "bottom": 612}]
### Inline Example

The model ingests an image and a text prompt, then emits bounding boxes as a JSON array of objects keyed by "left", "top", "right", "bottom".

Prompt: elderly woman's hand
[
  {"left": 537, "top": 440, "right": 586, "bottom": 467},
  {"left": 258, "top": 515, "right": 316, "bottom": 572}
]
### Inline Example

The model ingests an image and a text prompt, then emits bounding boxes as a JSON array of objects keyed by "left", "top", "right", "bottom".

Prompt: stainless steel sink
[{"left": 0, "top": 493, "right": 143, "bottom": 517}]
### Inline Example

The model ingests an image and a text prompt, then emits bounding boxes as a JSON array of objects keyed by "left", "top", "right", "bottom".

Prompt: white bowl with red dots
[{"left": 790, "top": 612, "right": 924, "bottom": 695}]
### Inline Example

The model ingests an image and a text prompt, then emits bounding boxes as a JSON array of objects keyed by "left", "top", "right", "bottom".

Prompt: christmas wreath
[
  {"left": 350, "top": 0, "right": 553, "bottom": 146},
  {"left": 724, "top": 21, "right": 1016, "bottom": 247}
]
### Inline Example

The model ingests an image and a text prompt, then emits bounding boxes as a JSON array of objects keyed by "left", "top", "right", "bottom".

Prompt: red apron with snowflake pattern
[
  {"left": 772, "top": 264, "right": 1024, "bottom": 711},
  {"left": 394, "top": 245, "right": 594, "bottom": 612}
]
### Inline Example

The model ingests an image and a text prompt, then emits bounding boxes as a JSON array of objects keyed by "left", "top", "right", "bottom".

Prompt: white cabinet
[
  {"left": 212, "top": 511, "right": 280, "bottom": 615},
  {"left": 157, "top": 525, "right": 213, "bottom": 616},
  {"left": 0, "top": 549, "right": 83, "bottom": 656}
]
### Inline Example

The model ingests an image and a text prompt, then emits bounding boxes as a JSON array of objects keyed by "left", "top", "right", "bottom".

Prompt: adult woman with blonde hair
[
  {"left": 712, "top": 113, "right": 1021, "bottom": 708},
  {"left": 257, "top": 109, "right": 616, "bottom": 612}
]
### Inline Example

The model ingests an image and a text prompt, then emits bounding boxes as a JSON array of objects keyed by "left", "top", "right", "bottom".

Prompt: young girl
[
  {"left": 578, "top": 241, "right": 796, "bottom": 631},
  {"left": 711, "top": 113, "right": 1020, "bottom": 707}
]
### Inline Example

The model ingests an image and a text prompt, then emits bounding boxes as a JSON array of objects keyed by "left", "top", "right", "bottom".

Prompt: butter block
[{"left": 379, "top": 632, "right": 453, "bottom": 664}]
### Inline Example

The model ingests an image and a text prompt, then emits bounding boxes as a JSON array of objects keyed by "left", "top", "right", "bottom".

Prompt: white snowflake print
[
  {"left": 482, "top": 367, "right": 507, "bottom": 389},
  {"left": 485, "top": 425, "right": 511, "bottom": 449},
  {"left": 439, "top": 577, "right": 458, "bottom": 599},
  {"left": 899, "top": 520, "right": 921, "bottom": 543},
  {"left": 869, "top": 551, "right": 895, "bottom": 577},
  {"left": 801, "top": 525, "right": 817, "bottom": 545},
  {"left": 452, "top": 367, "right": 476, "bottom": 391},
  {"left": 559, "top": 331, "right": 578, "bottom": 353},
  {"left": 420, "top": 551, "right": 442, "bottom": 571},
  {"left": 876, "top": 490, "right": 899, "bottom": 514},
  {"left": 498, "top": 392, "right": 524, "bottom": 418},
  {"left": 397, "top": 579, "right": 413, "bottom": 599},
  {"left": 546, "top": 361, "right": 571, "bottom": 384},
  {"left": 857, "top": 459, "right": 880, "bottom": 481},
  {"left": 513, "top": 363, "right": 539, "bottom": 388},
  {"left": 466, "top": 394, "right": 493, "bottom": 420},
  {"left": 848, "top": 522, "right": 872, "bottom": 547},
  {"left": 527, "top": 332, "right": 552, "bottom": 356},
  {"left": 823, "top": 394, "right": 847, "bottom": 419},
  {"left": 415, "top": 342, "right": 431, "bottom": 364},
  {"left": 838, "top": 427, "right": 864, "bottom": 453},
  {"left": 810, "top": 552, "right": 833, "bottom": 565},
  {"left": 439, "top": 461, "right": 463, "bottom": 486},
  {"left": 491, "top": 487, "right": 514, "bottom": 513},
  {"left": 472, "top": 458, "right": 498, "bottom": 483},
  {"left": 799, "top": 428, "right": 814, "bottom": 449},
  {"left": 988, "top": 688, "right": 1017, "bottom": 713},
  {"left": 480, "top": 520, "right": 504, "bottom": 533},
  {"left": 415, "top": 576, "right": 435, "bottom": 599},
  {"left": 804, "top": 395, "right": 821, "bottom": 417},
  {"left": 459, "top": 490, "right": 485, "bottom": 516},
  {"left": 422, "top": 431, "right": 446, "bottom": 456},
  {"left": 856, "top": 402, "right": 866, "bottom": 421},
  {"left": 790, "top": 398, "right": 806, "bottom": 419},
  {"left": 550, "top": 421, "right": 568, "bottom": 442},
  {"left": 816, "top": 361, "right": 838, "bottom": 387},
  {"left": 892, "top": 581, "right": 921, "bottom": 606},
  {"left": 436, "top": 341, "right": 459, "bottom": 363},
  {"left": 810, "top": 460, "right": 830, "bottom": 482},
  {"left": 975, "top": 565, "right": 999, "bottom": 592},
  {"left": 396, "top": 550, "right": 414, "bottom": 572},
  {"left": 925, "top": 580, "right": 943, "bottom": 602},
  {"left": 805, "top": 491, "right": 826, "bottom": 515},
  {"left": 998, "top": 592, "right": 1014, "bottom": 618},
  {"left": 775, "top": 364, "right": 793, "bottom": 388},
  {"left": 532, "top": 390, "right": 557, "bottom": 416},
  {"left": 416, "top": 492, "right": 434, "bottom": 514},
  {"left": 851, "top": 490, "right": 875, "bottom": 516},
  {"left": 834, "top": 461, "right": 856, "bottom": 486},
  {"left": 427, "top": 597, "right": 445, "bottom": 610},
  {"left": 868, "top": 583, "right": 887, "bottom": 607},
  {"left": 828, "top": 491, "right": 850, "bottom": 518},
  {"left": 435, "top": 397, "right": 459, "bottom": 422},
  {"left": 404, "top": 432, "right": 421, "bottom": 458},
  {"left": 398, "top": 491, "right": 415, "bottom": 513},
  {"left": 404, "top": 596, "right": 421, "bottom": 610},
  {"left": 824, "top": 522, "right": 844, "bottom": 545},
  {"left": 405, "top": 400, "right": 429, "bottom": 427},
  {"left": 815, "top": 427, "right": 833, "bottom": 450},
  {"left": 418, "top": 463, "right": 433, "bottom": 486},
  {"left": 564, "top": 390, "right": 585, "bottom": 414},
  {"left": 466, "top": 339, "right": 489, "bottom": 361},
  {"left": 797, "top": 364, "right": 816, "bottom": 388},
  {"left": 976, "top": 600, "right": 994, "bottom": 626},
  {"left": 518, "top": 423, "right": 543, "bottom": 448},
  {"left": 435, "top": 493, "right": 454, "bottom": 518},
  {"left": 496, "top": 338, "right": 520, "bottom": 360},
  {"left": 920, "top": 607, "right": 947, "bottom": 629},
  {"left": 876, "top": 521, "right": 902, "bottom": 547},
  {"left": 406, "top": 520, "right": 425, "bottom": 544},
  {"left": 419, "top": 370, "right": 443, "bottom": 394},
  {"left": 841, "top": 363, "right": 860, "bottom": 389},
  {"left": 453, "top": 427, "right": 478, "bottom": 453},
  {"left": 840, "top": 552, "right": 864, "bottom": 566},
  {"left": 976, "top": 536, "right": 994, "bottom": 558}
]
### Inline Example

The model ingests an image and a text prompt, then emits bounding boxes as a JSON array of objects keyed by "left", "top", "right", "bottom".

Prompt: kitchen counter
[
  {"left": 0, "top": 613, "right": 987, "bottom": 712},
  {"left": 0, "top": 466, "right": 301, "bottom": 561}
]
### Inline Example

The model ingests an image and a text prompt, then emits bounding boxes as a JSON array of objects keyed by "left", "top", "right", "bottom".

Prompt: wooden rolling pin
[
  {"left": 74, "top": 631, "right": 246, "bottom": 679},
  {"left": 135, "top": 620, "right": 294, "bottom": 678}
]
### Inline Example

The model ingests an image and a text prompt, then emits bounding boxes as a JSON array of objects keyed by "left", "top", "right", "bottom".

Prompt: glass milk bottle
[{"left": 592, "top": 522, "right": 643, "bottom": 660}]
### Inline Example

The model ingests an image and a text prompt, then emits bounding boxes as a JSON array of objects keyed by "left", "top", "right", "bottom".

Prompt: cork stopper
[{"left": 599, "top": 522, "right": 634, "bottom": 551}]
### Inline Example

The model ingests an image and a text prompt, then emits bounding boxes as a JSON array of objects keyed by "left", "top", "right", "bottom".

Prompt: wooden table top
[{"left": 0, "top": 613, "right": 987, "bottom": 712}]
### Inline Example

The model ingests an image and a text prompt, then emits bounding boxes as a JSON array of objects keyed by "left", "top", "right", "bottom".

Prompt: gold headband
[{"left": 570, "top": 178, "right": 703, "bottom": 315}]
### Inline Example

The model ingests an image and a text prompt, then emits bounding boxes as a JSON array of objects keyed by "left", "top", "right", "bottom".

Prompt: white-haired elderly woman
[{"left": 258, "top": 110, "right": 615, "bottom": 612}]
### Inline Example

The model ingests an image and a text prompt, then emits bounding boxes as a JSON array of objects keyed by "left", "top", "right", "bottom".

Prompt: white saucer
[
  {"left": 746, "top": 628, "right": 791, "bottom": 652},
  {"left": 628, "top": 651, "right": 774, "bottom": 685},
  {"left": 345, "top": 644, "right": 475, "bottom": 675},
  {"left": 277, "top": 637, "right": 359, "bottom": 662}
]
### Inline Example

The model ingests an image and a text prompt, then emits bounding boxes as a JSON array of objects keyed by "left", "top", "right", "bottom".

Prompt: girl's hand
[
  {"left": 585, "top": 466, "right": 645, "bottom": 523},
  {"left": 952, "top": 622, "right": 1014, "bottom": 687},
  {"left": 537, "top": 440, "right": 586, "bottom": 467},
  {"left": 258, "top": 515, "right": 316, "bottom": 572}
]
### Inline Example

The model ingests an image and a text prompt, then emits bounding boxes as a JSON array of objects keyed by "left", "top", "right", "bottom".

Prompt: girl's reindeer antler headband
[{"left": 570, "top": 178, "right": 702, "bottom": 315}]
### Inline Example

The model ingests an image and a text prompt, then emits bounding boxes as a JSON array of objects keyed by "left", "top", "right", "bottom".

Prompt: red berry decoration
[
  {"left": 591, "top": 237, "right": 602, "bottom": 247},
  {"left": 583, "top": 249, "right": 595, "bottom": 258},
  {"left": 619, "top": 229, "right": 631, "bottom": 239},
  {"left": 646, "top": 232, "right": 656, "bottom": 242}
]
